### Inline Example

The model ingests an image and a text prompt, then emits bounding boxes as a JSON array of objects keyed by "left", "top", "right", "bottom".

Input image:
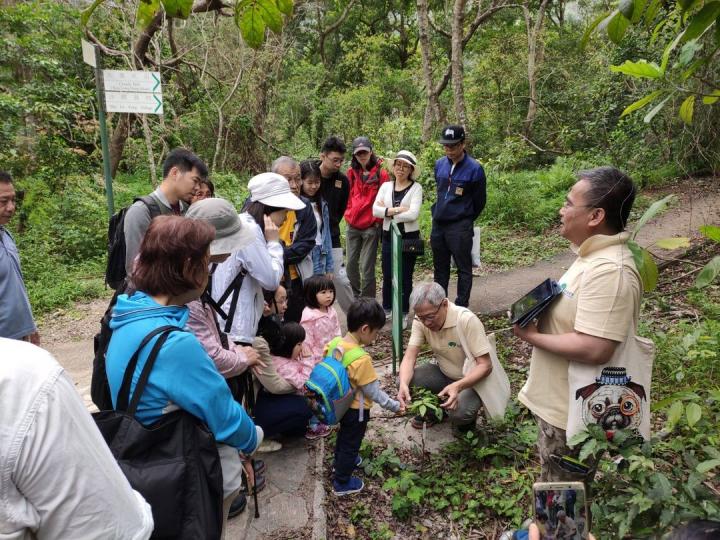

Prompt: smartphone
[{"left": 532, "top": 482, "right": 588, "bottom": 540}]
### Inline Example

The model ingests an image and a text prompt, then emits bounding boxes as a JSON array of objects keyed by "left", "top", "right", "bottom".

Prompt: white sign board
[
  {"left": 102, "top": 70, "right": 162, "bottom": 93},
  {"left": 81, "top": 39, "right": 97, "bottom": 68},
  {"left": 104, "top": 91, "right": 164, "bottom": 114}
]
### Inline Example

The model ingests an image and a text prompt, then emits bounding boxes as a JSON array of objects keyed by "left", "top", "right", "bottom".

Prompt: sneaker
[
  {"left": 253, "top": 459, "right": 266, "bottom": 475},
  {"left": 257, "top": 439, "right": 282, "bottom": 453},
  {"left": 305, "top": 423, "right": 332, "bottom": 440},
  {"left": 333, "top": 476, "right": 364, "bottom": 496},
  {"left": 228, "top": 493, "right": 247, "bottom": 518},
  {"left": 241, "top": 472, "right": 266, "bottom": 495}
]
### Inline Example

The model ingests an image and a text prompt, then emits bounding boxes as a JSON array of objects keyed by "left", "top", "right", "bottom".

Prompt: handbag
[
  {"left": 455, "top": 308, "right": 511, "bottom": 421},
  {"left": 401, "top": 237, "right": 425, "bottom": 255},
  {"left": 566, "top": 313, "right": 654, "bottom": 443},
  {"left": 93, "top": 326, "right": 224, "bottom": 539}
]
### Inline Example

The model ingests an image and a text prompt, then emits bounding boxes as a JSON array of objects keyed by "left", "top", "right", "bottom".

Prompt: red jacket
[{"left": 344, "top": 159, "right": 389, "bottom": 230}]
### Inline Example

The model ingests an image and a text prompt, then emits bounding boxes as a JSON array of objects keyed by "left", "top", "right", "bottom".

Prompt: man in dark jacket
[
  {"left": 317, "top": 136, "right": 354, "bottom": 313},
  {"left": 273, "top": 156, "right": 317, "bottom": 322},
  {"left": 430, "top": 125, "right": 486, "bottom": 308}
]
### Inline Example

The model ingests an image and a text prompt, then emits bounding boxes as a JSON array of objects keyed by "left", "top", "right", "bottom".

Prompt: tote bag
[
  {"left": 93, "top": 326, "right": 224, "bottom": 539},
  {"left": 455, "top": 309, "right": 511, "bottom": 421},
  {"left": 566, "top": 316, "right": 655, "bottom": 443}
]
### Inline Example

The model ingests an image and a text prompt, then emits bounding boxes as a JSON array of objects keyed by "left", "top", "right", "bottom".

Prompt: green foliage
[
  {"left": 573, "top": 391, "right": 720, "bottom": 537},
  {"left": 408, "top": 386, "right": 443, "bottom": 422}
]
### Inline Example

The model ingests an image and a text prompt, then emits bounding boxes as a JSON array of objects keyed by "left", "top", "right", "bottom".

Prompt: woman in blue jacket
[{"left": 106, "top": 215, "right": 262, "bottom": 533}]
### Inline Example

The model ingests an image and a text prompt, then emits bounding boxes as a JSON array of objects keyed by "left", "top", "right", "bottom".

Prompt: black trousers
[
  {"left": 334, "top": 408, "right": 369, "bottom": 483},
  {"left": 430, "top": 218, "right": 474, "bottom": 307},
  {"left": 381, "top": 231, "right": 418, "bottom": 314},
  {"left": 284, "top": 277, "right": 305, "bottom": 323}
]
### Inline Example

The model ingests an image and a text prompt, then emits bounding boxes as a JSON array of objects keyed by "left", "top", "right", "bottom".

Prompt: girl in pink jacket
[
  {"left": 270, "top": 322, "right": 331, "bottom": 440},
  {"left": 300, "top": 275, "right": 341, "bottom": 364}
]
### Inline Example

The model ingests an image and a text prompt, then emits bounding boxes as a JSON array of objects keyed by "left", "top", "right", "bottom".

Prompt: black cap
[
  {"left": 352, "top": 136, "right": 373, "bottom": 155},
  {"left": 438, "top": 125, "right": 465, "bottom": 145}
]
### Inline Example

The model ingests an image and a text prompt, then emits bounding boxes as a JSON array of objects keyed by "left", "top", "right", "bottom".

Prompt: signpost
[
  {"left": 390, "top": 222, "right": 404, "bottom": 375},
  {"left": 81, "top": 40, "right": 164, "bottom": 217}
]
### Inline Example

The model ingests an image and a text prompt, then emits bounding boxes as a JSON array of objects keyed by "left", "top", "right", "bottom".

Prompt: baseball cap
[
  {"left": 438, "top": 125, "right": 465, "bottom": 145},
  {"left": 186, "top": 197, "right": 256, "bottom": 255},
  {"left": 352, "top": 136, "right": 373, "bottom": 155},
  {"left": 248, "top": 172, "right": 306, "bottom": 210}
]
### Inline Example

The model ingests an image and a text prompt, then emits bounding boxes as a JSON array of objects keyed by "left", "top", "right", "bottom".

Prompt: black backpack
[{"left": 105, "top": 196, "right": 161, "bottom": 290}]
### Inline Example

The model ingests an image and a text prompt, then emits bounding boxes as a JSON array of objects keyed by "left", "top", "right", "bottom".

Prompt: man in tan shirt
[
  {"left": 514, "top": 166, "right": 641, "bottom": 482},
  {"left": 397, "top": 281, "right": 493, "bottom": 434}
]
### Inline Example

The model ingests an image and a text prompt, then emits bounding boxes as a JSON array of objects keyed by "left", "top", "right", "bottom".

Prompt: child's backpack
[
  {"left": 105, "top": 196, "right": 161, "bottom": 290},
  {"left": 303, "top": 337, "right": 366, "bottom": 425}
]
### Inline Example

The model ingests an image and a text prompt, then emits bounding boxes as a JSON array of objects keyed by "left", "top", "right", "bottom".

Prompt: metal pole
[{"left": 93, "top": 45, "right": 114, "bottom": 217}]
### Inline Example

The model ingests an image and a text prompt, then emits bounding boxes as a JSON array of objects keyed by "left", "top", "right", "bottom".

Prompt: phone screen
[{"left": 532, "top": 482, "right": 588, "bottom": 540}]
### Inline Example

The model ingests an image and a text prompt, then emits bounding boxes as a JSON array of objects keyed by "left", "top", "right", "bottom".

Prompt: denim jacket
[{"left": 312, "top": 197, "right": 334, "bottom": 275}]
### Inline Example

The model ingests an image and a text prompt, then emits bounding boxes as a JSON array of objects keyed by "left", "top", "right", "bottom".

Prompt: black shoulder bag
[{"left": 93, "top": 326, "right": 224, "bottom": 539}]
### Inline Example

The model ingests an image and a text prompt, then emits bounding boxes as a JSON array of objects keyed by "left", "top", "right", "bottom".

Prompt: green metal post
[
  {"left": 390, "top": 221, "right": 404, "bottom": 376},
  {"left": 93, "top": 45, "right": 114, "bottom": 217}
]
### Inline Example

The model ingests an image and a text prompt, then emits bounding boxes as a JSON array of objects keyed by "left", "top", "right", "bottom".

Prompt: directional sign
[
  {"left": 101, "top": 70, "right": 163, "bottom": 115},
  {"left": 102, "top": 70, "right": 162, "bottom": 93},
  {"left": 104, "top": 91, "right": 164, "bottom": 114},
  {"left": 81, "top": 39, "right": 97, "bottom": 68}
]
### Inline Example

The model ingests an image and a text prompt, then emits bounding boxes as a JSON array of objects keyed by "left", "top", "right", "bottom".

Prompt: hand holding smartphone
[{"left": 532, "top": 482, "right": 588, "bottom": 540}]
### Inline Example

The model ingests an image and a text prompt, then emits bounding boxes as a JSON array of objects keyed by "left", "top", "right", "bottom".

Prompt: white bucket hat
[
  {"left": 186, "top": 197, "right": 256, "bottom": 255},
  {"left": 388, "top": 150, "right": 421, "bottom": 181},
  {"left": 248, "top": 172, "right": 306, "bottom": 210}
]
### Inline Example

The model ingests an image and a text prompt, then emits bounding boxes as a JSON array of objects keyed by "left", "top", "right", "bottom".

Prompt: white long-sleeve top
[
  {"left": 212, "top": 213, "right": 284, "bottom": 344},
  {"left": 0, "top": 338, "right": 154, "bottom": 540},
  {"left": 372, "top": 181, "right": 423, "bottom": 232}
]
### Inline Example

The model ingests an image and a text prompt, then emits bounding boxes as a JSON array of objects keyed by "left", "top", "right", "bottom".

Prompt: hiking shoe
[
  {"left": 253, "top": 459, "right": 266, "bottom": 475},
  {"left": 257, "top": 439, "right": 282, "bottom": 453},
  {"left": 228, "top": 493, "right": 247, "bottom": 518},
  {"left": 333, "top": 476, "right": 364, "bottom": 496},
  {"left": 305, "top": 423, "right": 332, "bottom": 440}
]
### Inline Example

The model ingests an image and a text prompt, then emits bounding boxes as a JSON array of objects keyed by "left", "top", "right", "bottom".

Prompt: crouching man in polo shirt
[
  {"left": 397, "top": 281, "right": 493, "bottom": 435},
  {"left": 514, "top": 166, "right": 641, "bottom": 483}
]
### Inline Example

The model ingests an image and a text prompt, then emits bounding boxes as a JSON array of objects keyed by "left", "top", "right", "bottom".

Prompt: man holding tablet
[{"left": 513, "top": 166, "right": 642, "bottom": 483}]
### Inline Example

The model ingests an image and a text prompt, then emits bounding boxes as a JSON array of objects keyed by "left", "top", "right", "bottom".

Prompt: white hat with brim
[
  {"left": 388, "top": 150, "right": 421, "bottom": 181},
  {"left": 248, "top": 172, "right": 306, "bottom": 210},
  {"left": 186, "top": 197, "right": 256, "bottom": 255}
]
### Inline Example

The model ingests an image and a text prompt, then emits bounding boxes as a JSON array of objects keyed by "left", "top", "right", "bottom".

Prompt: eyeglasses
[
  {"left": 394, "top": 162, "right": 412, "bottom": 171},
  {"left": 415, "top": 301, "right": 445, "bottom": 323},
  {"left": 562, "top": 198, "right": 594, "bottom": 209}
]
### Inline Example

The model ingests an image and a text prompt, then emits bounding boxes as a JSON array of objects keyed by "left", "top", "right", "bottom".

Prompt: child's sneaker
[
  {"left": 305, "top": 423, "right": 331, "bottom": 440},
  {"left": 333, "top": 476, "right": 364, "bottom": 496}
]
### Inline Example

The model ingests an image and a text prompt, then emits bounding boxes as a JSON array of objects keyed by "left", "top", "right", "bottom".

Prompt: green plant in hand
[{"left": 408, "top": 386, "right": 443, "bottom": 421}]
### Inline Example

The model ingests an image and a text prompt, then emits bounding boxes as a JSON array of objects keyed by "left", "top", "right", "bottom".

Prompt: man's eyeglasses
[
  {"left": 415, "top": 301, "right": 445, "bottom": 323},
  {"left": 329, "top": 157, "right": 345, "bottom": 165}
]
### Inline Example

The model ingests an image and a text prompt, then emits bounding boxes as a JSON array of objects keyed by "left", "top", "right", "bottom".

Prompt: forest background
[
  {"left": 1, "top": 0, "right": 718, "bottom": 313},
  {"left": 1, "top": 0, "right": 719, "bottom": 536}
]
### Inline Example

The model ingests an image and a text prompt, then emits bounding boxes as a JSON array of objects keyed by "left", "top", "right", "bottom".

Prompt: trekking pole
[{"left": 250, "top": 457, "right": 260, "bottom": 518}]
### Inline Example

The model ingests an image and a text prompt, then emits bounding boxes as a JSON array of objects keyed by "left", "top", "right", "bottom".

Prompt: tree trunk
[
  {"left": 523, "top": 0, "right": 550, "bottom": 139},
  {"left": 109, "top": 113, "right": 130, "bottom": 178},
  {"left": 417, "top": 0, "right": 442, "bottom": 141},
  {"left": 451, "top": 0, "right": 468, "bottom": 129}
]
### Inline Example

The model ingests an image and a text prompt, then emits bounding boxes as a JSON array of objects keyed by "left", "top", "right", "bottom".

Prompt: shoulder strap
[
  {"left": 116, "top": 325, "right": 182, "bottom": 412},
  {"left": 205, "top": 266, "right": 247, "bottom": 334},
  {"left": 135, "top": 195, "right": 162, "bottom": 219},
  {"left": 453, "top": 307, "right": 474, "bottom": 362},
  {"left": 341, "top": 346, "right": 366, "bottom": 368}
]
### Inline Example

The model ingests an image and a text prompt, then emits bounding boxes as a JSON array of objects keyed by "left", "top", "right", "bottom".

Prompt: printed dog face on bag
[{"left": 575, "top": 367, "right": 646, "bottom": 440}]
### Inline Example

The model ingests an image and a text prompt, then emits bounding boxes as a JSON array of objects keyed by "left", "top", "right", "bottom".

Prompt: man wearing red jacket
[{"left": 344, "top": 136, "right": 389, "bottom": 299}]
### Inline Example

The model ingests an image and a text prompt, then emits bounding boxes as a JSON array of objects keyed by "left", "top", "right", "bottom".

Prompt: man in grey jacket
[{"left": 123, "top": 148, "right": 208, "bottom": 274}]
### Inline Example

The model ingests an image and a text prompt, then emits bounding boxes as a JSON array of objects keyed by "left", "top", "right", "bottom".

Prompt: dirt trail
[{"left": 39, "top": 180, "right": 720, "bottom": 402}]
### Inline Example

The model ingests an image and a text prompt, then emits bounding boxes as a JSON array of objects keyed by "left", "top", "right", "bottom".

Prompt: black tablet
[{"left": 510, "top": 278, "right": 561, "bottom": 326}]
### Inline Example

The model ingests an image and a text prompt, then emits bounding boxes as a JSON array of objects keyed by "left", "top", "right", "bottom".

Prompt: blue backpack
[{"left": 304, "top": 337, "right": 366, "bottom": 425}]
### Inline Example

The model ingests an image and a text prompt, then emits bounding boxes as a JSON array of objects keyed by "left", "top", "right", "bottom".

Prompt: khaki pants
[{"left": 411, "top": 363, "right": 482, "bottom": 429}]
